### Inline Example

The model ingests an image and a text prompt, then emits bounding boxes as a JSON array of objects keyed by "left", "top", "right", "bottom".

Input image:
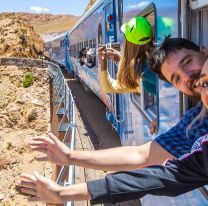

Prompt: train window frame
[
  {"left": 118, "top": 0, "right": 123, "bottom": 29},
  {"left": 130, "top": 3, "right": 158, "bottom": 127},
  {"left": 187, "top": 3, "right": 208, "bottom": 199}
]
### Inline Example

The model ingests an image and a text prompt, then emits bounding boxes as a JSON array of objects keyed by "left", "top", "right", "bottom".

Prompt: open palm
[
  {"left": 29, "top": 132, "right": 71, "bottom": 166},
  {"left": 19, "top": 172, "right": 64, "bottom": 204}
]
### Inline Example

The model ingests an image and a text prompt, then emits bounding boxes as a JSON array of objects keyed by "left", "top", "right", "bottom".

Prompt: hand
[
  {"left": 17, "top": 172, "right": 64, "bottom": 204},
  {"left": 106, "top": 48, "right": 121, "bottom": 62},
  {"left": 149, "top": 118, "right": 158, "bottom": 135},
  {"left": 29, "top": 132, "right": 71, "bottom": 166},
  {"left": 98, "top": 46, "right": 107, "bottom": 70}
]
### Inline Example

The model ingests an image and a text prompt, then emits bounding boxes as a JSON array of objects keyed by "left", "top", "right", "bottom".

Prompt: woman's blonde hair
[
  {"left": 186, "top": 103, "right": 208, "bottom": 138},
  {"left": 117, "top": 38, "right": 151, "bottom": 89}
]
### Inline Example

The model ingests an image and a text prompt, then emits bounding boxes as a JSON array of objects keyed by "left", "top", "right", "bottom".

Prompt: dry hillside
[
  {"left": 15, "top": 13, "right": 80, "bottom": 34},
  {"left": 84, "top": 0, "right": 97, "bottom": 13},
  {"left": 0, "top": 13, "right": 44, "bottom": 58},
  {"left": 0, "top": 65, "right": 51, "bottom": 206}
]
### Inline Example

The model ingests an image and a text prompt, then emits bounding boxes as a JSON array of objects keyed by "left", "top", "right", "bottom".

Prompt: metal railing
[{"left": 48, "top": 64, "right": 76, "bottom": 206}]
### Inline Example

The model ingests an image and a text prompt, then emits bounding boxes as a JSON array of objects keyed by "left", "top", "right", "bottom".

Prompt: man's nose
[{"left": 180, "top": 71, "right": 190, "bottom": 83}]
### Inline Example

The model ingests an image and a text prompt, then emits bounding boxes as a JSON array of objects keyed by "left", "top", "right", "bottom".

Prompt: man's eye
[
  {"left": 175, "top": 76, "right": 180, "bottom": 85},
  {"left": 185, "top": 58, "right": 192, "bottom": 65},
  {"left": 202, "top": 81, "right": 208, "bottom": 88}
]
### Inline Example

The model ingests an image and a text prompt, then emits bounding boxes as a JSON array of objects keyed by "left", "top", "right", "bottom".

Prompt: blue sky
[{"left": 0, "top": 0, "right": 90, "bottom": 16}]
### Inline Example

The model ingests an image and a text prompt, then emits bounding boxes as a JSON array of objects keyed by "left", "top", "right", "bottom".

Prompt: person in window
[
  {"left": 99, "top": 16, "right": 155, "bottom": 93},
  {"left": 17, "top": 59, "right": 208, "bottom": 204},
  {"left": 84, "top": 48, "right": 96, "bottom": 68},
  {"left": 78, "top": 48, "right": 85, "bottom": 66},
  {"left": 79, "top": 47, "right": 89, "bottom": 66}
]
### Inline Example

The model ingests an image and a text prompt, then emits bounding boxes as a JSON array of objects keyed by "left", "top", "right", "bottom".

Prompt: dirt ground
[{"left": 0, "top": 65, "right": 52, "bottom": 206}]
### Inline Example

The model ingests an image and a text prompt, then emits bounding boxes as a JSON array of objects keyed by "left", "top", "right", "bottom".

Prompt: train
[{"left": 44, "top": 0, "right": 208, "bottom": 205}]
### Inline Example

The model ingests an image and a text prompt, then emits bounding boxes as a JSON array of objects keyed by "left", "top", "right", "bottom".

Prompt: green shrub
[{"left": 22, "top": 72, "right": 34, "bottom": 88}]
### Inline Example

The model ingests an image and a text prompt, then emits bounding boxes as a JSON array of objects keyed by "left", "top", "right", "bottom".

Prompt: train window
[
  {"left": 84, "top": 41, "right": 89, "bottom": 48},
  {"left": 202, "top": 8, "right": 208, "bottom": 46},
  {"left": 190, "top": 6, "right": 208, "bottom": 46},
  {"left": 98, "top": 24, "right": 102, "bottom": 45},
  {"left": 93, "top": 39, "right": 96, "bottom": 48},
  {"left": 89, "top": 40, "right": 93, "bottom": 48},
  {"left": 122, "top": 0, "right": 147, "bottom": 23},
  {"left": 184, "top": 4, "right": 208, "bottom": 111},
  {"left": 131, "top": 5, "right": 158, "bottom": 126}
]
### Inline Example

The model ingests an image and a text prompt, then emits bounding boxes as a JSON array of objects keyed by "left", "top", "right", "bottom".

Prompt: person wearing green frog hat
[{"left": 99, "top": 16, "right": 156, "bottom": 94}]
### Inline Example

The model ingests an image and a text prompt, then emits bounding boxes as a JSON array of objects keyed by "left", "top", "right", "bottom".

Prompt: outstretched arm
[
  {"left": 18, "top": 172, "right": 90, "bottom": 204},
  {"left": 88, "top": 141, "right": 208, "bottom": 204},
  {"left": 29, "top": 132, "right": 173, "bottom": 171},
  {"left": 19, "top": 141, "right": 208, "bottom": 204}
]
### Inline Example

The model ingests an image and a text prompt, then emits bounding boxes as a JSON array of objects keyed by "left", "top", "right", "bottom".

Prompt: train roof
[
  {"left": 43, "top": 32, "right": 67, "bottom": 43},
  {"left": 69, "top": 0, "right": 103, "bottom": 34}
]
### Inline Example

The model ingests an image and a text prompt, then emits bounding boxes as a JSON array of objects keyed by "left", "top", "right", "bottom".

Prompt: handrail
[{"left": 48, "top": 64, "right": 76, "bottom": 206}]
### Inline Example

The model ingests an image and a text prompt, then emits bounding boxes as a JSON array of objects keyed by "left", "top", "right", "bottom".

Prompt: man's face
[{"left": 161, "top": 48, "right": 206, "bottom": 97}]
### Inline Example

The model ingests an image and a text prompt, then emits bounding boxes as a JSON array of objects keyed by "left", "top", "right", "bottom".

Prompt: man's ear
[{"left": 200, "top": 46, "right": 208, "bottom": 59}]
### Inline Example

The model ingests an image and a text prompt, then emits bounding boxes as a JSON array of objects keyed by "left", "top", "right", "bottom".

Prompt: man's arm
[
  {"left": 70, "top": 140, "right": 173, "bottom": 171},
  {"left": 19, "top": 141, "right": 208, "bottom": 204},
  {"left": 88, "top": 141, "right": 208, "bottom": 204},
  {"left": 29, "top": 133, "right": 173, "bottom": 171}
]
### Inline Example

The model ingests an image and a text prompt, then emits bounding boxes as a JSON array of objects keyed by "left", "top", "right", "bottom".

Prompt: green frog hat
[{"left": 121, "top": 16, "right": 152, "bottom": 45}]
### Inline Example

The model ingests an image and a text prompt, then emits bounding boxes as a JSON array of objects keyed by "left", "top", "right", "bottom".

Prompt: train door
[
  {"left": 181, "top": 0, "right": 208, "bottom": 201},
  {"left": 104, "top": 0, "right": 121, "bottom": 128}
]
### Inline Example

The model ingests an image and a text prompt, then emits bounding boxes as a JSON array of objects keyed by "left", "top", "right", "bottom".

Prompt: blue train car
[
  {"left": 44, "top": 33, "right": 66, "bottom": 65},
  {"left": 46, "top": 0, "right": 208, "bottom": 205}
]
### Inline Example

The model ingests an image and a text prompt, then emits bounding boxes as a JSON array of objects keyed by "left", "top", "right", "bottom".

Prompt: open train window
[{"left": 130, "top": 4, "right": 158, "bottom": 126}]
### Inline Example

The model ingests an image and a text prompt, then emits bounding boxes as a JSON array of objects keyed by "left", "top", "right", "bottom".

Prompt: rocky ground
[{"left": 0, "top": 65, "right": 51, "bottom": 206}]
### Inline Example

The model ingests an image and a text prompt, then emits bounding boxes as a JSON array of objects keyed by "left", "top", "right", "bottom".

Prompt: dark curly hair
[{"left": 147, "top": 36, "right": 200, "bottom": 82}]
